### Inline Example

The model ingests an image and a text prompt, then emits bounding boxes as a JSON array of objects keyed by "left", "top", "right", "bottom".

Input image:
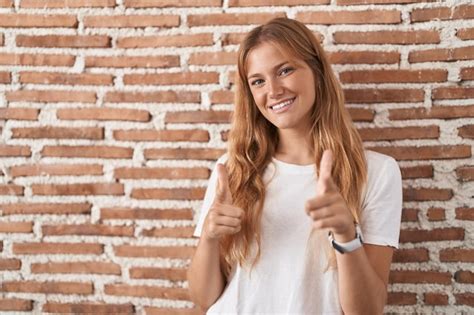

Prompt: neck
[{"left": 275, "top": 128, "right": 314, "bottom": 165}]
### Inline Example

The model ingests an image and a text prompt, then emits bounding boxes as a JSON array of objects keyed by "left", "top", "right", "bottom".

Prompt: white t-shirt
[{"left": 193, "top": 150, "right": 403, "bottom": 315}]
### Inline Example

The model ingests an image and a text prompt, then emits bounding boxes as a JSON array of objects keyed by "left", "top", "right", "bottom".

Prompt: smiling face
[{"left": 246, "top": 41, "right": 316, "bottom": 134}]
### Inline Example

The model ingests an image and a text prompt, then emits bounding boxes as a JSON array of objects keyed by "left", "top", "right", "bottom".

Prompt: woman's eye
[
  {"left": 279, "top": 67, "right": 293, "bottom": 76},
  {"left": 251, "top": 79, "right": 264, "bottom": 86}
]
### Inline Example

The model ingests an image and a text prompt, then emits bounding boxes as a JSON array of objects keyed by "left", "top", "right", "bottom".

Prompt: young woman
[{"left": 187, "top": 17, "right": 402, "bottom": 315}]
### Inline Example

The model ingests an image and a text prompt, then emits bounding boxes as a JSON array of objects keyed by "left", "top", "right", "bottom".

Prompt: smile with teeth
[{"left": 270, "top": 97, "right": 295, "bottom": 111}]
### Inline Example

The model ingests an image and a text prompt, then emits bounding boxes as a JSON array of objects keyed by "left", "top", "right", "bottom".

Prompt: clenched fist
[{"left": 202, "top": 164, "right": 244, "bottom": 242}]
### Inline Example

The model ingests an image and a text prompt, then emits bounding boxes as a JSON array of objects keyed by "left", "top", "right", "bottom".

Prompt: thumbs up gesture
[
  {"left": 202, "top": 164, "right": 244, "bottom": 242},
  {"left": 305, "top": 150, "right": 356, "bottom": 243}
]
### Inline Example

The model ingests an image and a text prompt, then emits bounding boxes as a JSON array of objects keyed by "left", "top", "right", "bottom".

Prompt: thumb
[
  {"left": 215, "top": 163, "right": 232, "bottom": 204},
  {"left": 317, "top": 150, "right": 334, "bottom": 195}
]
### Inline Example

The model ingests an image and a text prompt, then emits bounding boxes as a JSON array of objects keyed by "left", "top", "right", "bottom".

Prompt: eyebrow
[{"left": 247, "top": 61, "right": 290, "bottom": 80}]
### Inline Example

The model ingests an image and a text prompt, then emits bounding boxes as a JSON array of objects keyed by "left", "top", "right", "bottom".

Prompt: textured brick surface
[{"left": 0, "top": 1, "right": 472, "bottom": 314}]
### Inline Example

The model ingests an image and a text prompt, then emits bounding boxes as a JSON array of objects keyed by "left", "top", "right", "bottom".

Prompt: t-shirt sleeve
[
  {"left": 360, "top": 153, "right": 403, "bottom": 248},
  {"left": 193, "top": 154, "right": 228, "bottom": 238}
]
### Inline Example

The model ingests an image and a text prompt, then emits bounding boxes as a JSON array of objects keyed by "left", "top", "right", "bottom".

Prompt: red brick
[
  {"left": 10, "top": 164, "right": 103, "bottom": 177},
  {"left": 6, "top": 90, "right": 96, "bottom": 103},
  {"left": 334, "top": 30, "right": 439, "bottom": 44},
  {"left": 456, "top": 207, "right": 474, "bottom": 221},
  {"left": 0, "top": 299, "right": 32, "bottom": 311},
  {"left": 131, "top": 187, "right": 205, "bottom": 200},
  {"left": 0, "top": 145, "right": 31, "bottom": 157},
  {"left": 0, "top": 185, "right": 24, "bottom": 196},
  {"left": 0, "top": 221, "right": 32, "bottom": 233},
  {"left": 427, "top": 207, "right": 445, "bottom": 221},
  {"left": 400, "top": 165, "right": 433, "bottom": 179},
  {"left": 424, "top": 292, "right": 449, "bottom": 305},
  {"left": 31, "top": 261, "right": 121, "bottom": 275},
  {"left": 459, "top": 125, "right": 474, "bottom": 139},
  {"left": 392, "top": 248, "right": 429, "bottom": 262},
  {"left": 340, "top": 69, "right": 446, "bottom": 83},
  {"left": 210, "top": 90, "right": 233, "bottom": 104},
  {"left": 439, "top": 248, "right": 474, "bottom": 262},
  {"left": 0, "top": 53, "right": 75, "bottom": 66},
  {"left": 130, "top": 267, "right": 186, "bottom": 281},
  {"left": 43, "top": 303, "right": 134, "bottom": 314},
  {"left": 460, "top": 67, "right": 474, "bottom": 80},
  {"left": 124, "top": 72, "right": 219, "bottom": 85},
  {"left": 368, "top": 145, "right": 471, "bottom": 161},
  {"left": 86, "top": 56, "right": 179, "bottom": 69},
  {"left": 11, "top": 127, "right": 103, "bottom": 139},
  {"left": 118, "top": 33, "right": 213, "bottom": 48},
  {"left": 389, "top": 105, "right": 474, "bottom": 120},
  {"left": 166, "top": 111, "right": 231, "bottom": 124},
  {"left": 124, "top": 0, "right": 220, "bottom": 7},
  {"left": 230, "top": 0, "right": 327, "bottom": 5},
  {"left": 411, "top": 5, "right": 474, "bottom": 22},
  {"left": 387, "top": 292, "right": 416, "bottom": 305},
  {"left": 57, "top": 108, "right": 150, "bottom": 122},
  {"left": 13, "top": 242, "right": 103, "bottom": 255},
  {"left": 0, "top": 203, "right": 91, "bottom": 215},
  {"left": 84, "top": 15, "right": 179, "bottom": 28},
  {"left": 348, "top": 108, "right": 375, "bottom": 122},
  {"left": 17, "top": 35, "right": 111, "bottom": 48},
  {"left": 189, "top": 51, "right": 237, "bottom": 65},
  {"left": 0, "top": 0, "right": 12, "bottom": 7},
  {"left": 0, "top": 108, "right": 39, "bottom": 120},
  {"left": 32, "top": 183, "right": 124, "bottom": 196},
  {"left": 456, "top": 166, "right": 474, "bottom": 181},
  {"left": 344, "top": 89, "right": 424, "bottom": 103},
  {"left": 297, "top": 10, "right": 400, "bottom": 24},
  {"left": 114, "top": 167, "right": 209, "bottom": 179},
  {"left": 43, "top": 224, "right": 134, "bottom": 236},
  {"left": 114, "top": 129, "right": 209, "bottom": 142},
  {"left": 2, "top": 281, "right": 93, "bottom": 294},
  {"left": 432, "top": 87, "right": 474, "bottom": 100},
  {"left": 142, "top": 226, "right": 194, "bottom": 238},
  {"left": 400, "top": 228, "right": 464, "bottom": 243},
  {"left": 114, "top": 245, "right": 194, "bottom": 258},
  {"left": 334, "top": 49, "right": 406, "bottom": 64},
  {"left": 0, "top": 71, "right": 9, "bottom": 83},
  {"left": 0, "top": 14, "right": 77, "bottom": 27},
  {"left": 19, "top": 72, "right": 113, "bottom": 85},
  {"left": 105, "top": 284, "right": 189, "bottom": 300},
  {"left": 145, "top": 148, "right": 225, "bottom": 160},
  {"left": 222, "top": 33, "right": 248, "bottom": 46},
  {"left": 358, "top": 126, "right": 439, "bottom": 141},
  {"left": 457, "top": 28, "right": 474, "bottom": 40},
  {"left": 101, "top": 207, "right": 193, "bottom": 220},
  {"left": 41, "top": 145, "right": 133, "bottom": 159},
  {"left": 455, "top": 293, "right": 474, "bottom": 307},
  {"left": 454, "top": 270, "right": 474, "bottom": 284},
  {"left": 403, "top": 188, "right": 452, "bottom": 201},
  {"left": 188, "top": 13, "right": 285, "bottom": 27},
  {"left": 104, "top": 91, "right": 199, "bottom": 103},
  {"left": 409, "top": 47, "right": 474, "bottom": 63},
  {"left": 401, "top": 208, "right": 418, "bottom": 222},
  {"left": 0, "top": 258, "right": 21, "bottom": 270},
  {"left": 338, "top": 0, "right": 434, "bottom": 3},
  {"left": 389, "top": 270, "right": 451, "bottom": 284},
  {"left": 21, "top": 0, "right": 116, "bottom": 8}
]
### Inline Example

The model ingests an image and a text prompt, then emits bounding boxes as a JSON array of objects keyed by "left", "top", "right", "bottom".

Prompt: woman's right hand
[{"left": 202, "top": 164, "right": 244, "bottom": 242}]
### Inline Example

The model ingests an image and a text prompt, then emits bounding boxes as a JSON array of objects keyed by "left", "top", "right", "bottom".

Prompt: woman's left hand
[{"left": 305, "top": 150, "right": 356, "bottom": 243}]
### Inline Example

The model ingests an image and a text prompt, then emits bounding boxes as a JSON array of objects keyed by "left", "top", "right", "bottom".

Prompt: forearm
[
  {"left": 187, "top": 237, "right": 226, "bottom": 311},
  {"left": 336, "top": 247, "right": 387, "bottom": 315}
]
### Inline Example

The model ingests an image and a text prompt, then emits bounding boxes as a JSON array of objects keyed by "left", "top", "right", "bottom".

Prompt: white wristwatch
[{"left": 328, "top": 224, "right": 363, "bottom": 254}]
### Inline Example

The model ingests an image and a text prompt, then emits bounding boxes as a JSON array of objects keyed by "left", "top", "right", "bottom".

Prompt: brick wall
[{"left": 0, "top": 0, "right": 472, "bottom": 314}]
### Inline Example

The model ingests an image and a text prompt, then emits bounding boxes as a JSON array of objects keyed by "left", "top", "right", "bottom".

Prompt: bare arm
[{"left": 187, "top": 236, "right": 226, "bottom": 312}]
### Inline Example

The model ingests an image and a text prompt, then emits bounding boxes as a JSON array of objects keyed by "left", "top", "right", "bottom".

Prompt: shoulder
[
  {"left": 364, "top": 149, "right": 400, "bottom": 176},
  {"left": 216, "top": 153, "right": 229, "bottom": 165}
]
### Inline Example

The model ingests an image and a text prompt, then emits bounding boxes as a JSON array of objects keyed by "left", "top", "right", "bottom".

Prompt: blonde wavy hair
[{"left": 220, "top": 17, "right": 367, "bottom": 275}]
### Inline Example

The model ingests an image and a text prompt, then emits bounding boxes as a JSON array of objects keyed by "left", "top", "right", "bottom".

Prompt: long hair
[{"left": 220, "top": 17, "right": 367, "bottom": 275}]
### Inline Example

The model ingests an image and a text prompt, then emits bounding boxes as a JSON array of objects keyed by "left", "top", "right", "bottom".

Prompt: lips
[{"left": 269, "top": 97, "right": 296, "bottom": 113}]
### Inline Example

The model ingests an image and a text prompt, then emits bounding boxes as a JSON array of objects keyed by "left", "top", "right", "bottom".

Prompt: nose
[{"left": 268, "top": 78, "right": 284, "bottom": 99}]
